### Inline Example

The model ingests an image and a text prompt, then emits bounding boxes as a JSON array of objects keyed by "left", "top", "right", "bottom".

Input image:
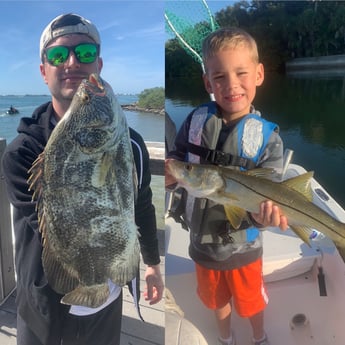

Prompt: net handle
[
  {"left": 202, "top": 0, "right": 217, "bottom": 32},
  {"left": 164, "top": 13, "right": 205, "bottom": 73},
  {"left": 165, "top": 0, "right": 217, "bottom": 99}
]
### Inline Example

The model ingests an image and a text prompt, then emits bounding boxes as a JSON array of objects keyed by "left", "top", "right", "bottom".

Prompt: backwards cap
[{"left": 40, "top": 13, "right": 101, "bottom": 60}]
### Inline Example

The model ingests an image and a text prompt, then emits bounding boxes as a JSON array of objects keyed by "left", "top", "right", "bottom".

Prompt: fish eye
[
  {"left": 82, "top": 93, "right": 90, "bottom": 103},
  {"left": 185, "top": 164, "right": 193, "bottom": 171}
]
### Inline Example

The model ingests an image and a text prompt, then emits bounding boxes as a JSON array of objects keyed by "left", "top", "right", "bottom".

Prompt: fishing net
[{"left": 165, "top": 0, "right": 219, "bottom": 72}]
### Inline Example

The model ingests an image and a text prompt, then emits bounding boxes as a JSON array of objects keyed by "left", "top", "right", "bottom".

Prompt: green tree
[
  {"left": 137, "top": 87, "right": 164, "bottom": 110},
  {"left": 165, "top": 39, "right": 201, "bottom": 78},
  {"left": 165, "top": 0, "right": 345, "bottom": 78}
]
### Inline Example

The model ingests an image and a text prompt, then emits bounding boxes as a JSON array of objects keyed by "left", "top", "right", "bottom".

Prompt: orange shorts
[{"left": 195, "top": 258, "right": 268, "bottom": 317}]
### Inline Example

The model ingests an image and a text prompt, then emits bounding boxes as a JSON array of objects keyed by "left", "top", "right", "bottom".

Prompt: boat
[
  {"left": 165, "top": 158, "right": 345, "bottom": 345},
  {"left": 6, "top": 106, "right": 19, "bottom": 115}
]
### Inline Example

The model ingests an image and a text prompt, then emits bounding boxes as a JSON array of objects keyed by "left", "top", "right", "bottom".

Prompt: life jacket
[{"left": 184, "top": 102, "right": 278, "bottom": 265}]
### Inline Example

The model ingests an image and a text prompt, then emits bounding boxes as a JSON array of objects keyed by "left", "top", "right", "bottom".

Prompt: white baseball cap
[{"left": 40, "top": 13, "right": 101, "bottom": 60}]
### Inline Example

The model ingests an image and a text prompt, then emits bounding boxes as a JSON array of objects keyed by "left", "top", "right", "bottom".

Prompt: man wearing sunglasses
[{"left": 1, "top": 13, "right": 163, "bottom": 345}]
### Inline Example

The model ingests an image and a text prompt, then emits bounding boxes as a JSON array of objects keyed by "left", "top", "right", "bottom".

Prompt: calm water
[
  {"left": 0, "top": 94, "right": 165, "bottom": 229},
  {"left": 0, "top": 94, "right": 164, "bottom": 143},
  {"left": 166, "top": 74, "right": 345, "bottom": 209}
]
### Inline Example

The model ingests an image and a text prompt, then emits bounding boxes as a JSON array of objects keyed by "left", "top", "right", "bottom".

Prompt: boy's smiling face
[{"left": 203, "top": 45, "right": 264, "bottom": 122}]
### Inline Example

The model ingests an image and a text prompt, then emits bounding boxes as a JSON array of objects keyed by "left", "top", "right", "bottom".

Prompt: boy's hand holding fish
[{"left": 250, "top": 200, "right": 288, "bottom": 231}]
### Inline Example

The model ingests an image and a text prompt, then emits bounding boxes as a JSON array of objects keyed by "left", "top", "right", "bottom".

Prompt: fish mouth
[{"left": 83, "top": 74, "right": 106, "bottom": 96}]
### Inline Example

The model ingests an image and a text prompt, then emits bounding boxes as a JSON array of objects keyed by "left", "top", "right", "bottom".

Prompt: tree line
[
  {"left": 137, "top": 87, "right": 164, "bottom": 110},
  {"left": 165, "top": 1, "right": 345, "bottom": 78}
]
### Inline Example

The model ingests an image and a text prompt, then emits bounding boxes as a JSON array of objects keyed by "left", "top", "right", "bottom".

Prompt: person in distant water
[
  {"left": 8, "top": 105, "right": 17, "bottom": 114},
  {"left": 166, "top": 27, "right": 288, "bottom": 345},
  {"left": 1, "top": 13, "right": 164, "bottom": 345}
]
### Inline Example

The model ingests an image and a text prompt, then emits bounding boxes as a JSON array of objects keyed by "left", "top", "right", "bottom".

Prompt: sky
[
  {"left": 0, "top": 0, "right": 166, "bottom": 95},
  {"left": 0, "top": 0, "right": 232, "bottom": 95}
]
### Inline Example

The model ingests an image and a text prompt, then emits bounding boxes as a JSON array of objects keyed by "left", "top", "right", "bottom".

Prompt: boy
[{"left": 166, "top": 27, "right": 288, "bottom": 345}]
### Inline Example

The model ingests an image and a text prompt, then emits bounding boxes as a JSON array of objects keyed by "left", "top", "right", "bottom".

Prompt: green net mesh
[{"left": 165, "top": 0, "right": 219, "bottom": 67}]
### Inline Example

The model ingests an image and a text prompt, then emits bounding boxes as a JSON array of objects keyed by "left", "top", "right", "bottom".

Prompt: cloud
[
  {"left": 9, "top": 61, "right": 31, "bottom": 73},
  {"left": 98, "top": 19, "right": 121, "bottom": 32}
]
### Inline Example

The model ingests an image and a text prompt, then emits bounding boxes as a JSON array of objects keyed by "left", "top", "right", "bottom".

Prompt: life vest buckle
[{"left": 207, "top": 150, "right": 230, "bottom": 166}]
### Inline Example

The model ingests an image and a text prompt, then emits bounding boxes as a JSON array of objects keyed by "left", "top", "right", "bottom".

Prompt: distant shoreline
[{"left": 121, "top": 103, "right": 164, "bottom": 115}]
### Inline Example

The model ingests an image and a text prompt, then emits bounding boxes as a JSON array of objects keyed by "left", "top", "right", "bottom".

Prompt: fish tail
[{"left": 61, "top": 283, "right": 109, "bottom": 308}]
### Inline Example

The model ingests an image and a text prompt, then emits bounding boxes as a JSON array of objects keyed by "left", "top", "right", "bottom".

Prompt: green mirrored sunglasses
[{"left": 44, "top": 43, "right": 99, "bottom": 66}]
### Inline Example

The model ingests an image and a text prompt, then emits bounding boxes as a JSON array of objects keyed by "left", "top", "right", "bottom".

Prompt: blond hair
[{"left": 202, "top": 27, "right": 259, "bottom": 68}]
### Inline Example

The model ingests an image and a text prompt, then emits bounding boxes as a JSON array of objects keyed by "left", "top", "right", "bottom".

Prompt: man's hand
[
  {"left": 251, "top": 200, "right": 288, "bottom": 231},
  {"left": 143, "top": 264, "right": 164, "bottom": 305}
]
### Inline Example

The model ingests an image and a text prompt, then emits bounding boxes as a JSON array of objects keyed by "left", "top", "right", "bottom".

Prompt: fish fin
[
  {"left": 27, "top": 152, "right": 45, "bottom": 207},
  {"left": 61, "top": 283, "right": 110, "bottom": 308},
  {"left": 37, "top": 203, "right": 79, "bottom": 296},
  {"left": 282, "top": 172, "right": 314, "bottom": 202},
  {"left": 224, "top": 205, "right": 247, "bottom": 230},
  {"left": 110, "top": 261, "right": 139, "bottom": 287},
  {"left": 42, "top": 242, "right": 79, "bottom": 294},
  {"left": 91, "top": 151, "right": 115, "bottom": 187},
  {"left": 110, "top": 241, "right": 140, "bottom": 286},
  {"left": 31, "top": 167, "right": 79, "bottom": 296},
  {"left": 27, "top": 152, "right": 48, "bottom": 240},
  {"left": 218, "top": 190, "right": 239, "bottom": 201},
  {"left": 289, "top": 225, "right": 313, "bottom": 246},
  {"left": 243, "top": 168, "right": 276, "bottom": 179}
]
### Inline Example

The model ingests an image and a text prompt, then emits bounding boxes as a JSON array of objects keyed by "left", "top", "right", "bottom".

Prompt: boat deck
[
  {"left": 166, "top": 214, "right": 345, "bottom": 345},
  {"left": 0, "top": 229, "right": 165, "bottom": 345}
]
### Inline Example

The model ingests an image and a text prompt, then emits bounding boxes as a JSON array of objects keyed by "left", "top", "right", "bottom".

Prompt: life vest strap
[{"left": 187, "top": 142, "right": 256, "bottom": 169}]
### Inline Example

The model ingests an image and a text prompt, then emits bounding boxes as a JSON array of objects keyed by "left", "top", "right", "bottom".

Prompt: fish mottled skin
[
  {"left": 28, "top": 74, "right": 139, "bottom": 308},
  {"left": 167, "top": 159, "right": 345, "bottom": 262}
]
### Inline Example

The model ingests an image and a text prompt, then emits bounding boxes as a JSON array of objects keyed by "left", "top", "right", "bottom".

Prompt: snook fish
[
  {"left": 166, "top": 159, "right": 345, "bottom": 261},
  {"left": 28, "top": 74, "right": 139, "bottom": 308}
]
